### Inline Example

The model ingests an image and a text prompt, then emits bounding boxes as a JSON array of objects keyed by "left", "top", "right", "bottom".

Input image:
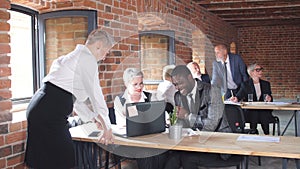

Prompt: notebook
[{"left": 112, "top": 101, "right": 166, "bottom": 137}]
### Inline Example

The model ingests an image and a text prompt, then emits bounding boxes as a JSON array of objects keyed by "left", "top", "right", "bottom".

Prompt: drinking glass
[
  {"left": 263, "top": 94, "right": 268, "bottom": 102},
  {"left": 248, "top": 94, "right": 253, "bottom": 102},
  {"left": 296, "top": 94, "right": 300, "bottom": 103}
]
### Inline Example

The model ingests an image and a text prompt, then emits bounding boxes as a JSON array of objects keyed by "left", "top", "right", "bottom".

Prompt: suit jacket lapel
[
  {"left": 194, "top": 82, "right": 204, "bottom": 114},
  {"left": 249, "top": 79, "right": 258, "bottom": 101}
]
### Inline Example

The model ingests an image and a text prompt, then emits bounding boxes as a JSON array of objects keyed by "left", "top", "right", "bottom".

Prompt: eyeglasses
[{"left": 254, "top": 68, "right": 264, "bottom": 72}]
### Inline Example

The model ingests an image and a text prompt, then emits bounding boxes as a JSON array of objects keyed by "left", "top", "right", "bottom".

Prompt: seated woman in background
[
  {"left": 230, "top": 62, "right": 275, "bottom": 135},
  {"left": 113, "top": 67, "right": 167, "bottom": 169},
  {"left": 156, "top": 65, "right": 177, "bottom": 113}
]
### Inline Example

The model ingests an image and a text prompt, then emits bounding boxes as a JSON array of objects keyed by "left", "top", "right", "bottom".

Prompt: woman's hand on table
[
  {"left": 99, "top": 128, "right": 113, "bottom": 145},
  {"left": 93, "top": 116, "right": 114, "bottom": 145}
]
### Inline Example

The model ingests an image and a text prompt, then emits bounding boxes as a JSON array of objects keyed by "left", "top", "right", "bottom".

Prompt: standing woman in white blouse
[{"left": 25, "top": 29, "right": 115, "bottom": 169}]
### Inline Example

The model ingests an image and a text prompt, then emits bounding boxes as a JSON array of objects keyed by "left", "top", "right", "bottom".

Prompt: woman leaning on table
[
  {"left": 25, "top": 29, "right": 114, "bottom": 169},
  {"left": 230, "top": 62, "right": 275, "bottom": 135}
]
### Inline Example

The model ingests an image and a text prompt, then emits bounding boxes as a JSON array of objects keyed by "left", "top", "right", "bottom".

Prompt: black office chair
[
  {"left": 224, "top": 104, "right": 257, "bottom": 134},
  {"left": 270, "top": 115, "right": 280, "bottom": 136},
  {"left": 199, "top": 104, "right": 252, "bottom": 169}
]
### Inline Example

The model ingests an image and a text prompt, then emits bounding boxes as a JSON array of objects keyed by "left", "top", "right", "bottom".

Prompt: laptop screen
[{"left": 125, "top": 101, "right": 166, "bottom": 137}]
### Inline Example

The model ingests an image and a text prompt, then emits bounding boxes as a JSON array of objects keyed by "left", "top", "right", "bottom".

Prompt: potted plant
[
  {"left": 168, "top": 107, "right": 182, "bottom": 139},
  {"left": 169, "top": 106, "right": 178, "bottom": 126}
]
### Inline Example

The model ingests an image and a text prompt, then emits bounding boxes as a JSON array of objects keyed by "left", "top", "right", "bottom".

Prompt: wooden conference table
[
  {"left": 70, "top": 123, "right": 300, "bottom": 169},
  {"left": 238, "top": 102, "right": 300, "bottom": 136}
]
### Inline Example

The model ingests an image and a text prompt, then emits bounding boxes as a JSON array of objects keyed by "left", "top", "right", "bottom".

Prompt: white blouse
[
  {"left": 42, "top": 44, "right": 111, "bottom": 129},
  {"left": 254, "top": 83, "right": 261, "bottom": 100},
  {"left": 156, "top": 80, "right": 176, "bottom": 106},
  {"left": 114, "top": 89, "right": 149, "bottom": 127}
]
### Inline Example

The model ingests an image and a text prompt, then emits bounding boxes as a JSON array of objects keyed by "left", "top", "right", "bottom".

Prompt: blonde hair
[
  {"left": 123, "top": 68, "right": 144, "bottom": 87},
  {"left": 247, "top": 62, "right": 258, "bottom": 76},
  {"left": 162, "top": 65, "right": 176, "bottom": 80}
]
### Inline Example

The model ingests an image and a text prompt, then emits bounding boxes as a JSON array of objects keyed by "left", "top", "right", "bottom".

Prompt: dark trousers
[
  {"left": 164, "top": 151, "right": 231, "bottom": 169},
  {"left": 137, "top": 152, "right": 168, "bottom": 169},
  {"left": 244, "top": 109, "right": 274, "bottom": 135}
]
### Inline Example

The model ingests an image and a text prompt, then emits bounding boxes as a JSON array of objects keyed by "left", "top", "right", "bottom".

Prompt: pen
[{"left": 231, "top": 90, "right": 234, "bottom": 97}]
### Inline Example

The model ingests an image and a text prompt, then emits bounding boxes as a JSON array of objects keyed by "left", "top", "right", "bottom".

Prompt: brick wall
[
  {"left": 1, "top": 0, "right": 237, "bottom": 168},
  {"left": 141, "top": 34, "right": 169, "bottom": 82},
  {"left": 45, "top": 17, "right": 88, "bottom": 72},
  {"left": 238, "top": 25, "right": 300, "bottom": 99}
]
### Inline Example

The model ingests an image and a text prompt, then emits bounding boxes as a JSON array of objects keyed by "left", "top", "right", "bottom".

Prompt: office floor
[{"left": 115, "top": 110, "right": 298, "bottom": 169}]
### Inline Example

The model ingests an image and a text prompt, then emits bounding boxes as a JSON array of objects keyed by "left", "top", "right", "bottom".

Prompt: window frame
[
  {"left": 8, "top": 6, "right": 97, "bottom": 104},
  {"left": 38, "top": 10, "right": 97, "bottom": 88},
  {"left": 139, "top": 30, "right": 175, "bottom": 85},
  {"left": 9, "top": 4, "right": 38, "bottom": 103}
]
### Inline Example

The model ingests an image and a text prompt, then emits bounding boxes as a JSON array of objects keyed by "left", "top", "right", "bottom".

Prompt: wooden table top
[
  {"left": 236, "top": 102, "right": 300, "bottom": 111},
  {"left": 70, "top": 123, "right": 300, "bottom": 159}
]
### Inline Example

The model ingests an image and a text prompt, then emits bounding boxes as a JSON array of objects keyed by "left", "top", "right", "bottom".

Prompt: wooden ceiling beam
[
  {"left": 199, "top": 1, "right": 300, "bottom": 11},
  {"left": 191, "top": 0, "right": 300, "bottom": 27}
]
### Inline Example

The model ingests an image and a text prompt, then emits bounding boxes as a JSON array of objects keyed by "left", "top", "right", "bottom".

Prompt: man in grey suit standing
[{"left": 211, "top": 44, "right": 248, "bottom": 100}]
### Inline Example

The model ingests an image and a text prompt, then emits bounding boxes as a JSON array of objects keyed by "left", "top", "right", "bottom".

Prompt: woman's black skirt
[{"left": 25, "top": 82, "right": 75, "bottom": 169}]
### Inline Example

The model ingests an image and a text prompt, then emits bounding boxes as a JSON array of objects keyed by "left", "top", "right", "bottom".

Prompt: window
[
  {"left": 139, "top": 30, "right": 175, "bottom": 85},
  {"left": 38, "top": 10, "right": 97, "bottom": 85},
  {"left": 8, "top": 5, "right": 38, "bottom": 103},
  {"left": 8, "top": 5, "right": 97, "bottom": 104}
]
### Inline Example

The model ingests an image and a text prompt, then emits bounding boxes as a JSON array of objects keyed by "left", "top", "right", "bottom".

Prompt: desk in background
[{"left": 240, "top": 102, "right": 300, "bottom": 136}]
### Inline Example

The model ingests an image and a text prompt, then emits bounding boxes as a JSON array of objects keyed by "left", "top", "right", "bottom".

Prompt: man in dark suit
[
  {"left": 187, "top": 62, "right": 210, "bottom": 83},
  {"left": 164, "top": 65, "right": 231, "bottom": 169},
  {"left": 211, "top": 44, "right": 248, "bottom": 100}
]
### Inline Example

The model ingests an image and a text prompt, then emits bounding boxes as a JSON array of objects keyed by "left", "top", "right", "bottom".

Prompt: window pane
[
  {"left": 8, "top": 10, "right": 34, "bottom": 99},
  {"left": 44, "top": 17, "right": 88, "bottom": 72},
  {"left": 140, "top": 34, "right": 169, "bottom": 81}
]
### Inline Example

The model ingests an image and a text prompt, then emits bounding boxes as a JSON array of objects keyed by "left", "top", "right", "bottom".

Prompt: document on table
[
  {"left": 237, "top": 135, "right": 280, "bottom": 142},
  {"left": 111, "top": 124, "right": 127, "bottom": 137},
  {"left": 243, "top": 101, "right": 291, "bottom": 106},
  {"left": 69, "top": 123, "right": 102, "bottom": 138},
  {"left": 224, "top": 100, "right": 242, "bottom": 106}
]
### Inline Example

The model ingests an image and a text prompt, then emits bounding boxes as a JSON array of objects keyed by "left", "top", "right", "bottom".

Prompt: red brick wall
[
  {"left": 45, "top": 17, "right": 88, "bottom": 72},
  {"left": 238, "top": 25, "right": 300, "bottom": 99},
  {"left": 1, "top": 0, "right": 237, "bottom": 168}
]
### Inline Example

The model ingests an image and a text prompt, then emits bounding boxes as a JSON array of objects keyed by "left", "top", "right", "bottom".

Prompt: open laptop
[{"left": 112, "top": 101, "right": 166, "bottom": 137}]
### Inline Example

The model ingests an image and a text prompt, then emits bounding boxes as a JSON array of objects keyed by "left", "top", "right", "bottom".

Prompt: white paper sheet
[
  {"left": 224, "top": 100, "right": 242, "bottom": 106},
  {"left": 237, "top": 135, "right": 280, "bottom": 142},
  {"left": 243, "top": 102, "right": 291, "bottom": 106},
  {"left": 69, "top": 123, "right": 102, "bottom": 138},
  {"left": 111, "top": 124, "right": 127, "bottom": 136}
]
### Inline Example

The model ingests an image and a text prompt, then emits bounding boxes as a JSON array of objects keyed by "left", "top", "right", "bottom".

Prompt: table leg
[
  {"left": 281, "top": 111, "right": 296, "bottom": 136},
  {"left": 296, "top": 110, "right": 299, "bottom": 137},
  {"left": 296, "top": 159, "right": 300, "bottom": 169},
  {"left": 282, "top": 158, "right": 288, "bottom": 169}
]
